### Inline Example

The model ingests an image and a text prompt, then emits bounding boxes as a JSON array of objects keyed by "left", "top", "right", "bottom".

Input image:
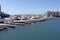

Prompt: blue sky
[{"left": 0, "top": 0, "right": 60, "bottom": 15}]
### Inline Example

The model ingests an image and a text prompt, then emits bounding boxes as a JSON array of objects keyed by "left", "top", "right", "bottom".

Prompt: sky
[{"left": 0, "top": 0, "right": 60, "bottom": 15}]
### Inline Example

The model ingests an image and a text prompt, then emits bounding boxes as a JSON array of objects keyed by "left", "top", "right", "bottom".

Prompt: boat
[
  {"left": 11, "top": 16, "right": 25, "bottom": 25},
  {"left": 0, "top": 24, "right": 9, "bottom": 31},
  {"left": 0, "top": 27, "right": 3, "bottom": 31},
  {"left": 29, "top": 16, "right": 41, "bottom": 23},
  {"left": 8, "top": 25, "right": 16, "bottom": 28}
]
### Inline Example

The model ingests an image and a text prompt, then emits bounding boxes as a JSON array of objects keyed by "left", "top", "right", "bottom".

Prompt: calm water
[{"left": 0, "top": 18, "right": 60, "bottom": 40}]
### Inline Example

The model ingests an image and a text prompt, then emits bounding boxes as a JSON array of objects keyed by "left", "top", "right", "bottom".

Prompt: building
[
  {"left": 46, "top": 11, "right": 60, "bottom": 17},
  {"left": 0, "top": 5, "right": 10, "bottom": 18}
]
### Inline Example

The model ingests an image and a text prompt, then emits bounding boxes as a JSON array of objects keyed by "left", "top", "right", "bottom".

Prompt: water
[{"left": 0, "top": 18, "right": 60, "bottom": 40}]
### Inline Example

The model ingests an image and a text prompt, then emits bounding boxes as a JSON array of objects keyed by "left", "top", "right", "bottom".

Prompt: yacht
[
  {"left": 12, "top": 16, "right": 25, "bottom": 25},
  {"left": 30, "top": 16, "right": 41, "bottom": 23}
]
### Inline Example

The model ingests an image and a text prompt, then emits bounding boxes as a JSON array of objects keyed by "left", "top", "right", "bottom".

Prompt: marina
[
  {"left": 0, "top": 15, "right": 55, "bottom": 31},
  {"left": 0, "top": 0, "right": 60, "bottom": 40},
  {"left": 0, "top": 5, "right": 59, "bottom": 31},
  {"left": 0, "top": 16, "right": 56, "bottom": 31},
  {"left": 0, "top": 18, "right": 60, "bottom": 40},
  {"left": 0, "top": 5, "right": 58, "bottom": 31}
]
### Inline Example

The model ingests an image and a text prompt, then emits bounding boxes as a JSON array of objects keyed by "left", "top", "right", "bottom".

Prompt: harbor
[
  {"left": 0, "top": 5, "right": 59, "bottom": 31},
  {"left": 0, "top": 15, "right": 56, "bottom": 31},
  {"left": 0, "top": 18, "right": 60, "bottom": 40},
  {"left": 0, "top": 0, "right": 60, "bottom": 40}
]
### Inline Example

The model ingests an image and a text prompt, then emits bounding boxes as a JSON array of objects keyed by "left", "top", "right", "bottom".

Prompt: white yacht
[
  {"left": 12, "top": 16, "right": 25, "bottom": 25},
  {"left": 29, "top": 16, "right": 41, "bottom": 23}
]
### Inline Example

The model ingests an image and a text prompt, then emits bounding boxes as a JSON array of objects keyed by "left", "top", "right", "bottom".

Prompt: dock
[
  {"left": 0, "top": 24, "right": 9, "bottom": 30},
  {"left": 0, "top": 24, "right": 16, "bottom": 31}
]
